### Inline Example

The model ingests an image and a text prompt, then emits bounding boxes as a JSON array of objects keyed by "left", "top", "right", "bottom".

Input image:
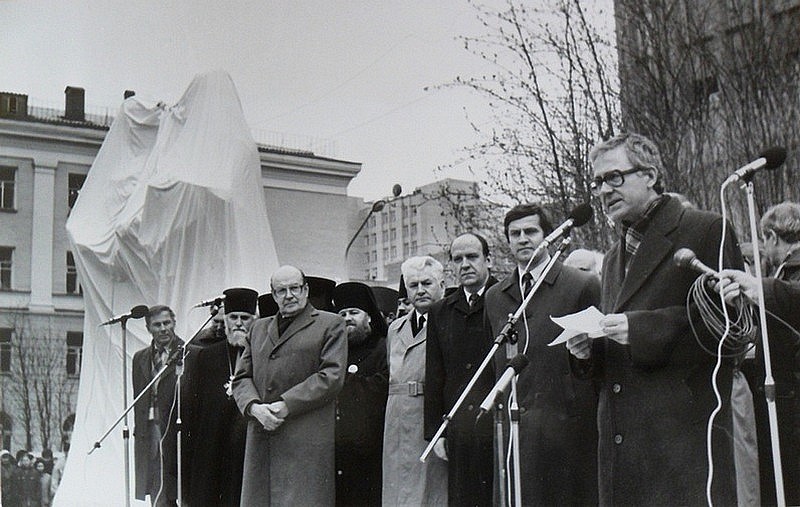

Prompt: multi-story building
[
  {"left": 348, "top": 179, "right": 480, "bottom": 287},
  {"left": 0, "top": 85, "right": 364, "bottom": 452}
]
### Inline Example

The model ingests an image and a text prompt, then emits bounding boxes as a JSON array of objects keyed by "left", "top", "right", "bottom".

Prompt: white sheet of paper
[{"left": 547, "top": 305, "right": 605, "bottom": 346}]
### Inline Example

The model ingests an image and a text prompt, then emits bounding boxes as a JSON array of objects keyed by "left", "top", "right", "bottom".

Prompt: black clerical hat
[
  {"left": 257, "top": 293, "right": 278, "bottom": 318},
  {"left": 306, "top": 276, "right": 336, "bottom": 311},
  {"left": 333, "top": 281, "right": 388, "bottom": 337},
  {"left": 223, "top": 287, "right": 258, "bottom": 315}
]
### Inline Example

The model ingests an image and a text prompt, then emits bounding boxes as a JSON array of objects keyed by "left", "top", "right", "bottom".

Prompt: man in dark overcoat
[
  {"left": 332, "top": 282, "right": 389, "bottom": 506},
  {"left": 484, "top": 203, "right": 600, "bottom": 506},
  {"left": 232, "top": 265, "right": 347, "bottom": 506},
  {"left": 132, "top": 305, "right": 184, "bottom": 506},
  {"left": 183, "top": 287, "right": 258, "bottom": 506},
  {"left": 424, "top": 233, "right": 497, "bottom": 507},
  {"left": 567, "top": 133, "right": 743, "bottom": 505},
  {"left": 719, "top": 200, "right": 800, "bottom": 506}
]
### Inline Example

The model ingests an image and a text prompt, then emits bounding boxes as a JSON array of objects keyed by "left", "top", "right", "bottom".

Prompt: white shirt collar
[{"left": 518, "top": 253, "right": 551, "bottom": 281}]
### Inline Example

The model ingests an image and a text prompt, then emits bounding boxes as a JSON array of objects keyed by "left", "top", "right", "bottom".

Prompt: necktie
[
  {"left": 522, "top": 272, "right": 533, "bottom": 296},
  {"left": 468, "top": 293, "right": 478, "bottom": 307},
  {"left": 419, "top": 315, "right": 426, "bottom": 329}
]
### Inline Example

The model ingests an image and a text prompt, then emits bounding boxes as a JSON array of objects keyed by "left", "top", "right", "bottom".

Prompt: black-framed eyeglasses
[
  {"left": 273, "top": 284, "right": 306, "bottom": 299},
  {"left": 589, "top": 167, "right": 645, "bottom": 195}
]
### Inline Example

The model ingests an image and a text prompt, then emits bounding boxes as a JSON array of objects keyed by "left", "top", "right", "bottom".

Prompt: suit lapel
[{"left": 614, "top": 198, "right": 683, "bottom": 310}]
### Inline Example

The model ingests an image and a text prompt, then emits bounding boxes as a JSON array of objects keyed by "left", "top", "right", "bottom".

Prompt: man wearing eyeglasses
[
  {"left": 232, "top": 265, "right": 347, "bottom": 506},
  {"left": 566, "top": 133, "right": 744, "bottom": 505}
]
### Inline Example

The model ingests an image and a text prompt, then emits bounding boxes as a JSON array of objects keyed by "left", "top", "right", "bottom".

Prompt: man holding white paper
[
  {"left": 567, "top": 133, "right": 743, "bottom": 506},
  {"left": 483, "top": 202, "right": 600, "bottom": 505}
]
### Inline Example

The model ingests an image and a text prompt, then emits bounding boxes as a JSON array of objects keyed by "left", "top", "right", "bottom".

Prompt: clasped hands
[
  {"left": 250, "top": 401, "right": 289, "bottom": 431},
  {"left": 565, "top": 313, "right": 629, "bottom": 359}
]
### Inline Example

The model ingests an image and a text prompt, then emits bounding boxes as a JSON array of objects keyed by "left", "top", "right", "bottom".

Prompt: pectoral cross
[{"left": 224, "top": 375, "right": 234, "bottom": 399}]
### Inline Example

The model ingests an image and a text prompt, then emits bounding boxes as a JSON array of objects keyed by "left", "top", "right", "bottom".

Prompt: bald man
[{"left": 233, "top": 265, "right": 347, "bottom": 506}]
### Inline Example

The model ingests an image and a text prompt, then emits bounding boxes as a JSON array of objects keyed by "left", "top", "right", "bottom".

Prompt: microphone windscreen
[
  {"left": 569, "top": 203, "right": 593, "bottom": 227},
  {"left": 672, "top": 248, "right": 697, "bottom": 269},
  {"left": 760, "top": 146, "right": 787, "bottom": 170},
  {"left": 507, "top": 353, "right": 530, "bottom": 373},
  {"left": 131, "top": 305, "right": 150, "bottom": 318}
]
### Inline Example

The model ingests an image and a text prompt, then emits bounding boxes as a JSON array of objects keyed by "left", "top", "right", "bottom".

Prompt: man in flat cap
[
  {"left": 184, "top": 287, "right": 258, "bottom": 506},
  {"left": 333, "top": 282, "right": 390, "bottom": 506},
  {"left": 233, "top": 265, "right": 347, "bottom": 506}
]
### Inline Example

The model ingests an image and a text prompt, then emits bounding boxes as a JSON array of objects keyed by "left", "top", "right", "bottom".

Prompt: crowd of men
[{"left": 110, "top": 132, "right": 800, "bottom": 506}]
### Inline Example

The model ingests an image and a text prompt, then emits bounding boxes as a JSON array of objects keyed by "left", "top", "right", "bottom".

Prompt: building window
[
  {"left": 390, "top": 228, "right": 397, "bottom": 241},
  {"left": 381, "top": 213, "right": 388, "bottom": 225},
  {"left": 0, "top": 247, "right": 12, "bottom": 290},
  {"left": 66, "top": 251, "right": 81, "bottom": 294},
  {"left": 382, "top": 231, "right": 388, "bottom": 242},
  {"left": 403, "top": 243, "right": 409, "bottom": 257},
  {"left": 403, "top": 225, "right": 408, "bottom": 237},
  {"left": 371, "top": 250, "right": 377, "bottom": 262},
  {"left": 411, "top": 241, "right": 418, "bottom": 254},
  {"left": 0, "top": 328, "right": 11, "bottom": 374},
  {"left": 0, "top": 166, "right": 15, "bottom": 210},
  {"left": 411, "top": 205, "right": 418, "bottom": 215},
  {"left": 390, "top": 246, "right": 397, "bottom": 258},
  {"left": 66, "top": 332, "right": 83, "bottom": 377},
  {"left": 383, "top": 247, "right": 389, "bottom": 259},
  {"left": 68, "top": 173, "right": 87, "bottom": 210},
  {"left": 411, "top": 224, "right": 417, "bottom": 236},
  {"left": 389, "top": 209, "right": 396, "bottom": 222},
  {"left": 369, "top": 215, "right": 376, "bottom": 228}
]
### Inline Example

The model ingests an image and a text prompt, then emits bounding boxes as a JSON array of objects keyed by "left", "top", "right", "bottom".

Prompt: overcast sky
[{"left": 1, "top": 0, "right": 506, "bottom": 200}]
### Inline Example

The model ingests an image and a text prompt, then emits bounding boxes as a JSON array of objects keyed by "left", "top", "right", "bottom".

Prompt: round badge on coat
[{"left": 348, "top": 364, "right": 358, "bottom": 374}]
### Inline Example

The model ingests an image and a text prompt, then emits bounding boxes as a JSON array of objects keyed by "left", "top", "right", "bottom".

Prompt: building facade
[
  {"left": 348, "top": 179, "right": 480, "bottom": 287},
  {"left": 0, "top": 86, "right": 365, "bottom": 453}
]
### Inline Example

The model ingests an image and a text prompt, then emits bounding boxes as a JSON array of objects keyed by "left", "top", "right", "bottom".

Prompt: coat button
[
  {"left": 337, "top": 470, "right": 342, "bottom": 476},
  {"left": 614, "top": 434, "right": 623, "bottom": 444},
  {"left": 269, "top": 354, "right": 276, "bottom": 359},
  {"left": 465, "top": 363, "right": 472, "bottom": 370},
  {"left": 612, "top": 383, "right": 621, "bottom": 394},
  {"left": 267, "top": 387, "right": 273, "bottom": 392},
  {"left": 467, "top": 404, "right": 474, "bottom": 411}
]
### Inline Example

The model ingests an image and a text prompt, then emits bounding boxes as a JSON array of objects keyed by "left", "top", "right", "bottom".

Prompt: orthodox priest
[
  {"left": 332, "top": 282, "right": 389, "bottom": 506},
  {"left": 184, "top": 287, "right": 258, "bottom": 506}
]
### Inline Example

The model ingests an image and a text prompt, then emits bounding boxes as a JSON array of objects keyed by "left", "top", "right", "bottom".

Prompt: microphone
[
  {"left": 527, "top": 203, "right": 593, "bottom": 264},
  {"left": 673, "top": 248, "right": 718, "bottom": 277},
  {"left": 478, "top": 354, "right": 530, "bottom": 414},
  {"left": 193, "top": 295, "right": 225, "bottom": 308},
  {"left": 726, "top": 146, "right": 787, "bottom": 183},
  {"left": 99, "top": 305, "right": 149, "bottom": 326}
]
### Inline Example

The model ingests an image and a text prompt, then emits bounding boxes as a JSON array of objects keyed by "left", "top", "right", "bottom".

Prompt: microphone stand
[
  {"left": 88, "top": 311, "right": 215, "bottom": 506},
  {"left": 419, "top": 235, "right": 572, "bottom": 507},
  {"left": 732, "top": 178, "right": 786, "bottom": 506}
]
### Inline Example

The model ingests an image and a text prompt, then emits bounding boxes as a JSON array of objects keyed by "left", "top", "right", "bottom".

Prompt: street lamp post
[{"left": 344, "top": 185, "right": 402, "bottom": 275}]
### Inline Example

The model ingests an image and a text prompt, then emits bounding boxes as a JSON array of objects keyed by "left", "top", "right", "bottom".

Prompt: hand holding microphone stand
[{"left": 721, "top": 146, "right": 787, "bottom": 506}]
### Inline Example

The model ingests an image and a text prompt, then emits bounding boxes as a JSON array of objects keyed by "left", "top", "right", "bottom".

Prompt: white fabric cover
[{"left": 56, "top": 71, "right": 279, "bottom": 506}]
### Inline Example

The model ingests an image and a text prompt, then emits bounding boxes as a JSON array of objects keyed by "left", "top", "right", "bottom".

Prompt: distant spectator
[
  {"left": 39, "top": 449, "right": 53, "bottom": 476},
  {"left": 1, "top": 450, "right": 15, "bottom": 506},
  {"left": 12, "top": 451, "right": 42, "bottom": 507},
  {"left": 35, "top": 459, "right": 51, "bottom": 507}
]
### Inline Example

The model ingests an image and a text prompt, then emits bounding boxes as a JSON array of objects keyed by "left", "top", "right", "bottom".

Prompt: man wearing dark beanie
[
  {"left": 332, "top": 282, "right": 390, "bottom": 506},
  {"left": 184, "top": 287, "right": 258, "bottom": 506}
]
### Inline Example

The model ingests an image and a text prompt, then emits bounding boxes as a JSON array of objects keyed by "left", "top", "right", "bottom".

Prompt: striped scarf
[{"left": 621, "top": 195, "right": 668, "bottom": 272}]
